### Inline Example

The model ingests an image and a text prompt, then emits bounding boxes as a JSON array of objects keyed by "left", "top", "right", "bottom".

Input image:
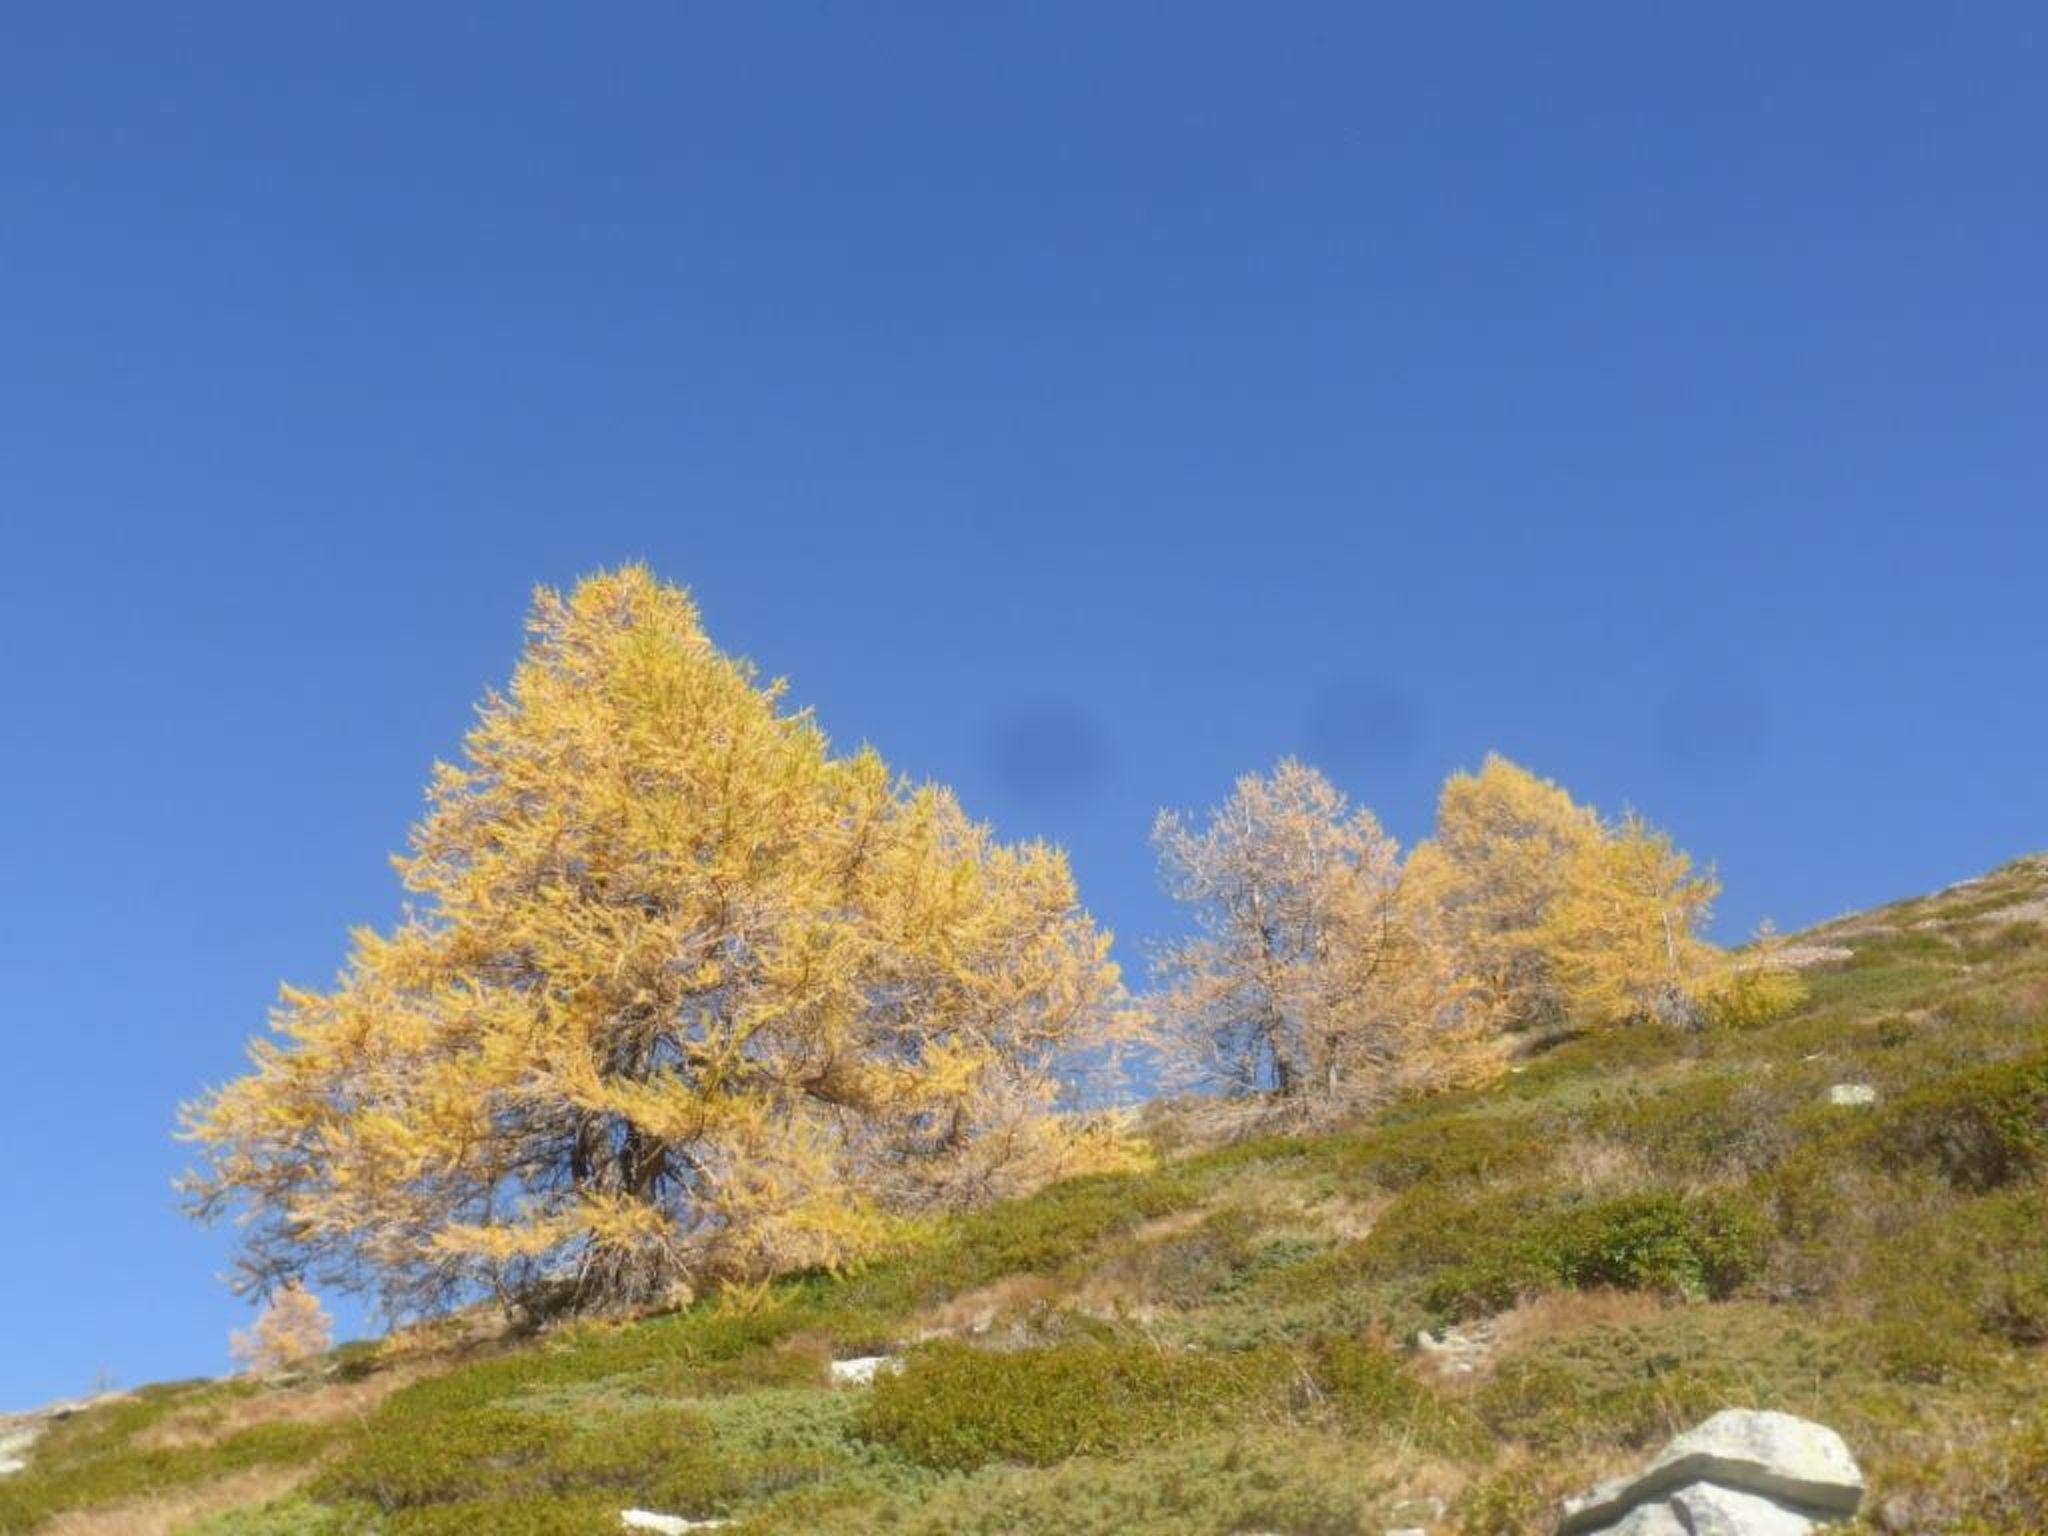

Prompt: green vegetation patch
[
  {"left": 861, "top": 1336, "right": 1295, "bottom": 1470},
  {"left": 1875, "top": 1046, "right": 2048, "bottom": 1190},
  {"left": 0, "top": 1386, "right": 335, "bottom": 1535}
]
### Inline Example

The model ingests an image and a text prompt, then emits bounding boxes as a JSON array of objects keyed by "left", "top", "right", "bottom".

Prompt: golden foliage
[
  {"left": 1539, "top": 815, "right": 1720, "bottom": 1028},
  {"left": 1154, "top": 753, "right": 1731, "bottom": 1105},
  {"left": 184, "top": 567, "right": 1128, "bottom": 1316},
  {"left": 1403, "top": 755, "right": 1602, "bottom": 1032},
  {"left": 1693, "top": 922, "right": 1809, "bottom": 1030},
  {"left": 228, "top": 1283, "right": 333, "bottom": 1376}
]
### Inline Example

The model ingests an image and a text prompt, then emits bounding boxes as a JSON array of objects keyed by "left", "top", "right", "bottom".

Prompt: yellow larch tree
[
  {"left": 183, "top": 568, "right": 1129, "bottom": 1319},
  {"left": 229, "top": 1282, "right": 334, "bottom": 1376},
  {"left": 1402, "top": 754, "right": 1604, "bottom": 1033},
  {"left": 1538, "top": 813, "right": 1721, "bottom": 1028}
]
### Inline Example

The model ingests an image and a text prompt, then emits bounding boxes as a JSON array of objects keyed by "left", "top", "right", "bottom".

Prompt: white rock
[
  {"left": 1827, "top": 1084, "right": 1877, "bottom": 1107},
  {"left": 0, "top": 1458, "right": 26, "bottom": 1478},
  {"left": 1560, "top": 1410, "right": 1863, "bottom": 1533},
  {"left": 1597, "top": 1502, "right": 1689, "bottom": 1535},
  {"left": 828, "top": 1354, "right": 902, "bottom": 1386},
  {"left": 1669, "top": 1481, "right": 1819, "bottom": 1535},
  {"left": 620, "top": 1512, "right": 730, "bottom": 1534}
]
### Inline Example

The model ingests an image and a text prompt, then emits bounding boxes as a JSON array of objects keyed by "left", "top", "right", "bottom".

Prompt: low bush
[
  {"left": 1876, "top": 1048, "right": 2048, "bottom": 1190},
  {"left": 1406, "top": 1190, "right": 1770, "bottom": 1320},
  {"left": 1307, "top": 1335, "right": 1479, "bottom": 1453},
  {"left": 1549, "top": 1192, "right": 1770, "bottom": 1299},
  {"left": 1589, "top": 1073, "right": 1800, "bottom": 1178},
  {"left": 860, "top": 1336, "right": 1291, "bottom": 1470},
  {"left": 0, "top": 1412, "right": 334, "bottom": 1534},
  {"left": 929, "top": 1169, "right": 1202, "bottom": 1292},
  {"left": 312, "top": 1405, "right": 732, "bottom": 1515},
  {"left": 1331, "top": 1110, "right": 1553, "bottom": 1191}
]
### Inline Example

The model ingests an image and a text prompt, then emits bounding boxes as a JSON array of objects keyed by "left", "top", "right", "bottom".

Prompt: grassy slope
[{"left": 8, "top": 857, "right": 2048, "bottom": 1536}]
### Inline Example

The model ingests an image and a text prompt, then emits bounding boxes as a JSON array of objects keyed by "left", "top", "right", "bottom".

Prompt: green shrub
[
  {"left": 1307, "top": 1335, "right": 1478, "bottom": 1454},
  {"left": 753, "top": 1429, "right": 1382, "bottom": 1536},
  {"left": 313, "top": 1405, "right": 732, "bottom": 1514},
  {"left": 1331, "top": 1110, "right": 1553, "bottom": 1191},
  {"left": 860, "top": 1336, "right": 1290, "bottom": 1470},
  {"left": 932, "top": 1169, "right": 1200, "bottom": 1290},
  {"left": 1877, "top": 1049, "right": 2048, "bottom": 1190},
  {"left": 1591, "top": 1074, "right": 1799, "bottom": 1178},
  {"left": 1549, "top": 1192, "right": 1769, "bottom": 1299},
  {"left": 0, "top": 1413, "right": 335, "bottom": 1534},
  {"left": 1474, "top": 1325, "right": 1738, "bottom": 1451},
  {"left": 1408, "top": 1190, "right": 1770, "bottom": 1320}
]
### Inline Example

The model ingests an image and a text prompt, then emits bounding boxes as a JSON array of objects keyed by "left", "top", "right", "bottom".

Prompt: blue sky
[{"left": 2, "top": 4, "right": 2043, "bottom": 1407}]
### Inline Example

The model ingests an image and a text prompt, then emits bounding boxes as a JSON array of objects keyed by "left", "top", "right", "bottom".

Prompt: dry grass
[
  {"left": 1773, "top": 943, "right": 1856, "bottom": 969},
  {"left": 40, "top": 1466, "right": 311, "bottom": 1536},
  {"left": 913, "top": 1273, "right": 1070, "bottom": 1339},
  {"left": 1301, "top": 1192, "right": 1387, "bottom": 1241},
  {"left": 1547, "top": 1136, "right": 1657, "bottom": 1192},
  {"left": 134, "top": 1365, "right": 434, "bottom": 1453},
  {"left": 1128, "top": 1207, "right": 1212, "bottom": 1244},
  {"left": 1490, "top": 1288, "right": 1671, "bottom": 1355}
]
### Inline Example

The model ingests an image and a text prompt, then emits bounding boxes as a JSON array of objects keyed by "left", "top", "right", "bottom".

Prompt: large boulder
[{"left": 1559, "top": 1410, "right": 1864, "bottom": 1535}]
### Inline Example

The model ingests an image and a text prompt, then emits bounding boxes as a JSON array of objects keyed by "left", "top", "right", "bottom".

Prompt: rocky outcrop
[{"left": 1559, "top": 1410, "right": 1864, "bottom": 1535}]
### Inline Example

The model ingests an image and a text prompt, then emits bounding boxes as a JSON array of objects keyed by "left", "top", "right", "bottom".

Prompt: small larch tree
[
  {"left": 183, "top": 568, "right": 1128, "bottom": 1320},
  {"left": 1402, "top": 755, "right": 1604, "bottom": 1032},
  {"left": 229, "top": 1282, "right": 333, "bottom": 1376},
  {"left": 1152, "top": 760, "right": 1423, "bottom": 1101},
  {"left": 1539, "top": 813, "right": 1721, "bottom": 1027}
]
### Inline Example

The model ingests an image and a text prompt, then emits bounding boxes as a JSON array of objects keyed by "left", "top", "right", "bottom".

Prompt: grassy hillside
[{"left": 8, "top": 856, "right": 2047, "bottom": 1536}]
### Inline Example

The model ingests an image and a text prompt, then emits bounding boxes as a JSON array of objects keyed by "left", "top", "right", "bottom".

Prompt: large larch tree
[{"left": 184, "top": 568, "right": 1127, "bottom": 1319}]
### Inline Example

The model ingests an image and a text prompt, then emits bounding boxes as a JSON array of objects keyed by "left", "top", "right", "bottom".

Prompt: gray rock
[
  {"left": 1560, "top": 1410, "right": 1863, "bottom": 1533},
  {"left": 1827, "top": 1083, "right": 1877, "bottom": 1107},
  {"left": 1588, "top": 1501, "right": 1688, "bottom": 1535},
  {"left": 1670, "top": 1482, "right": 1820, "bottom": 1536}
]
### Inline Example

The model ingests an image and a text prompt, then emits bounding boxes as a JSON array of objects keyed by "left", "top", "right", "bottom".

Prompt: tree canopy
[
  {"left": 1155, "top": 753, "right": 1750, "bottom": 1109},
  {"left": 184, "top": 568, "right": 1129, "bottom": 1318}
]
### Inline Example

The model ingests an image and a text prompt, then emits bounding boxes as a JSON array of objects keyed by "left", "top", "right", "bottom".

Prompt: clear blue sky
[{"left": 2, "top": 4, "right": 2043, "bottom": 1408}]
